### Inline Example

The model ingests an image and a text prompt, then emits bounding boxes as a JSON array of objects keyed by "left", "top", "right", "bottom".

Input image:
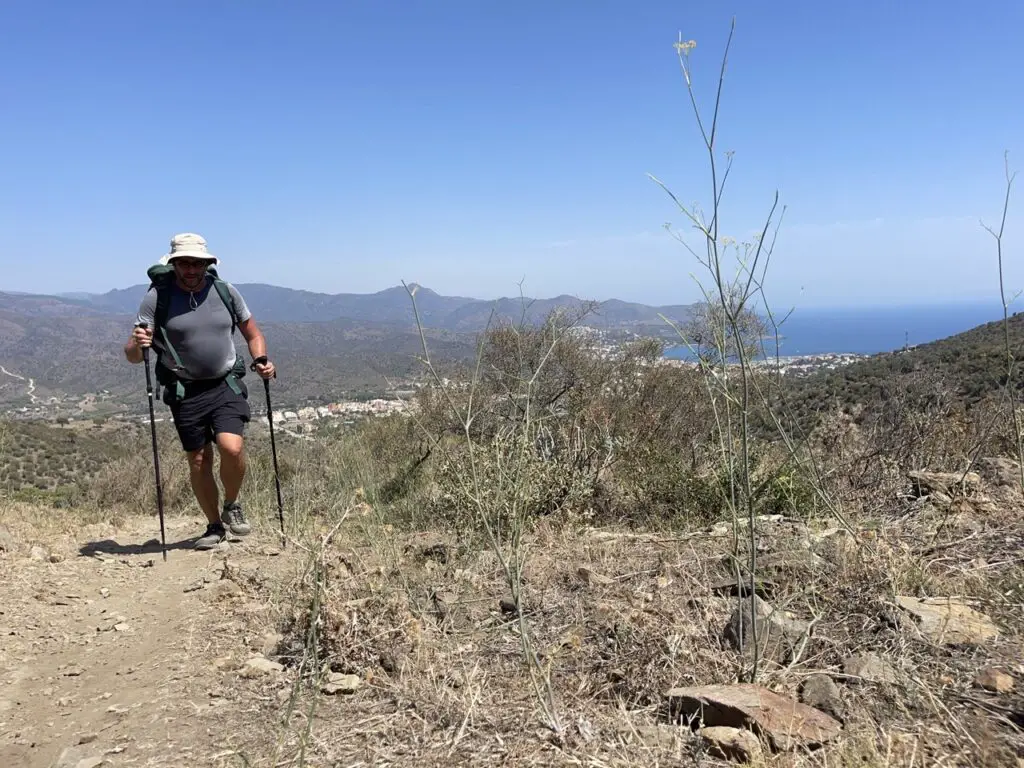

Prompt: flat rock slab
[
  {"left": 895, "top": 596, "right": 999, "bottom": 645},
  {"left": 907, "top": 470, "right": 981, "bottom": 497},
  {"left": 667, "top": 683, "right": 841, "bottom": 752}
]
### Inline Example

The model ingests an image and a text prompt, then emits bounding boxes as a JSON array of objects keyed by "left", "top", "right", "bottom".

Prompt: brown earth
[{"left": 0, "top": 511, "right": 297, "bottom": 768}]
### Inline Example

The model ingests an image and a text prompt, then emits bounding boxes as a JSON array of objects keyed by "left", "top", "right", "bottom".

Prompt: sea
[{"left": 662, "top": 301, "right": 1009, "bottom": 361}]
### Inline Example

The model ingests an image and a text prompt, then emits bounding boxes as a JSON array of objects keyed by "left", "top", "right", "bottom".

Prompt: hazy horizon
[{"left": 5, "top": 280, "right": 1016, "bottom": 320}]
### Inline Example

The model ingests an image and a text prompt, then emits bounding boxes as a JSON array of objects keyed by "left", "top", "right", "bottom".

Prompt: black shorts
[{"left": 165, "top": 377, "right": 250, "bottom": 453}]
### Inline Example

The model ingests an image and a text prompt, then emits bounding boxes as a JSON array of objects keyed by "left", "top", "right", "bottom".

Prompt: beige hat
[{"left": 160, "top": 232, "right": 219, "bottom": 265}]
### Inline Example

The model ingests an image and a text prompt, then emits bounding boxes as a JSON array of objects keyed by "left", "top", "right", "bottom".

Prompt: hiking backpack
[{"left": 145, "top": 262, "right": 247, "bottom": 401}]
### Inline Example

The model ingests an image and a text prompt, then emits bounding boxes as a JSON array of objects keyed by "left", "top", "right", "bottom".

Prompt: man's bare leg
[
  {"left": 216, "top": 431, "right": 252, "bottom": 536},
  {"left": 188, "top": 443, "right": 221, "bottom": 524},
  {"left": 216, "top": 432, "right": 245, "bottom": 504}
]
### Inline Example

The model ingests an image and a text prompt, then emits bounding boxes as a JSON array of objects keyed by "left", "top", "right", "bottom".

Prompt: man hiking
[{"left": 123, "top": 233, "right": 276, "bottom": 550}]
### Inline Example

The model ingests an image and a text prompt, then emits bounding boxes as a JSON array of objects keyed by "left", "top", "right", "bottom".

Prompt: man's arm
[
  {"left": 238, "top": 316, "right": 276, "bottom": 379},
  {"left": 124, "top": 290, "right": 157, "bottom": 364},
  {"left": 238, "top": 317, "right": 266, "bottom": 361},
  {"left": 228, "top": 284, "right": 274, "bottom": 378},
  {"left": 124, "top": 330, "right": 145, "bottom": 364}
]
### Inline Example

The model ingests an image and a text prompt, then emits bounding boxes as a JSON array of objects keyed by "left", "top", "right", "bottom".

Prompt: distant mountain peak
[{"left": 396, "top": 282, "right": 436, "bottom": 297}]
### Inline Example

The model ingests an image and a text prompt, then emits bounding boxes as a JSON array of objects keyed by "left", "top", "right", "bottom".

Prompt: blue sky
[{"left": 1, "top": 1, "right": 1021, "bottom": 309}]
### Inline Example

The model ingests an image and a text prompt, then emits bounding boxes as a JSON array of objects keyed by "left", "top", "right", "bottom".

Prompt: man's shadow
[{"left": 78, "top": 536, "right": 201, "bottom": 557}]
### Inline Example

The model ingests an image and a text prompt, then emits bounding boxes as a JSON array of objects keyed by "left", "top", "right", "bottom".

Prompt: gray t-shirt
[{"left": 135, "top": 277, "right": 252, "bottom": 381}]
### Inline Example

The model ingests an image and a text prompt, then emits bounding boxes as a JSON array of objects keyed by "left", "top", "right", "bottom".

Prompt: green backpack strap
[
  {"left": 206, "top": 268, "right": 245, "bottom": 395},
  {"left": 210, "top": 275, "right": 241, "bottom": 334},
  {"left": 146, "top": 264, "right": 186, "bottom": 401}
]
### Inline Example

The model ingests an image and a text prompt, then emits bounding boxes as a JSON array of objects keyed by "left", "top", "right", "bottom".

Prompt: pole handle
[
  {"left": 250, "top": 355, "right": 277, "bottom": 379},
  {"left": 135, "top": 322, "right": 151, "bottom": 364}
]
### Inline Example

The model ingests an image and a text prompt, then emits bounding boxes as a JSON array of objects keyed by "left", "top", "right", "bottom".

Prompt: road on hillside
[{"left": 0, "top": 365, "right": 37, "bottom": 404}]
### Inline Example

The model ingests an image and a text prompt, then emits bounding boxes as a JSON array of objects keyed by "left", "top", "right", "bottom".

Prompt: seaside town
[
  {"left": 0, "top": 381, "right": 414, "bottom": 430},
  {"left": 1, "top": 331, "right": 866, "bottom": 427},
  {"left": 254, "top": 395, "right": 412, "bottom": 435}
]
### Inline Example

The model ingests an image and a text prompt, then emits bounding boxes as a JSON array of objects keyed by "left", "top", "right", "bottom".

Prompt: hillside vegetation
[
  {"left": 0, "top": 418, "right": 136, "bottom": 497},
  {"left": 780, "top": 311, "right": 1024, "bottom": 435}
]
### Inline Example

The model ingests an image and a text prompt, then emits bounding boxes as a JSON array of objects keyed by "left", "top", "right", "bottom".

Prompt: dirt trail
[
  {"left": 0, "top": 365, "right": 37, "bottom": 404},
  {"left": 0, "top": 515, "right": 296, "bottom": 768}
]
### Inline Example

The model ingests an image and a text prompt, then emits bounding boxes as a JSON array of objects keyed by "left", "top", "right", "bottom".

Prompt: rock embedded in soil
[
  {"left": 907, "top": 470, "right": 980, "bottom": 498},
  {"left": 243, "top": 657, "right": 284, "bottom": 676},
  {"left": 799, "top": 674, "right": 846, "bottom": 723},
  {"left": 895, "top": 596, "right": 999, "bottom": 645},
  {"left": 700, "top": 726, "right": 764, "bottom": 763},
  {"left": 842, "top": 654, "right": 898, "bottom": 685},
  {"left": 974, "top": 667, "right": 1015, "bottom": 694},
  {"left": 320, "top": 672, "right": 361, "bottom": 695},
  {"left": 722, "top": 594, "right": 808, "bottom": 665},
  {"left": 667, "top": 683, "right": 842, "bottom": 752}
]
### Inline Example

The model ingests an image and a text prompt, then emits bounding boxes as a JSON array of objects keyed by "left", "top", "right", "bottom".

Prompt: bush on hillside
[{"left": 369, "top": 307, "right": 831, "bottom": 532}]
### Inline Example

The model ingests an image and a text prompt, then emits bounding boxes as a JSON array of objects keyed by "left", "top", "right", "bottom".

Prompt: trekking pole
[
  {"left": 137, "top": 323, "right": 168, "bottom": 561},
  {"left": 252, "top": 356, "right": 285, "bottom": 547}
]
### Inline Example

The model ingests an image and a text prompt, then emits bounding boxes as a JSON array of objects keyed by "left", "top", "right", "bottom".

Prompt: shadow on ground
[{"left": 78, "top": 537, "right": 199, "bottom": 556}]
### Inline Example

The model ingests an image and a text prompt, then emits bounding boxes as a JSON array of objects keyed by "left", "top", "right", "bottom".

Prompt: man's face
[{"left": 172, "top": 258, "right": 211, "bottom": 290}]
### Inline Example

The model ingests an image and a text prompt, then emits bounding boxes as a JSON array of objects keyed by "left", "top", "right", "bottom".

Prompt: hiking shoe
[
  {"left": 195, "top": 522, "right": 226, "bottom": 550},
  {"left": 221, "top": 501, "right": 251, "bottom": 537}
]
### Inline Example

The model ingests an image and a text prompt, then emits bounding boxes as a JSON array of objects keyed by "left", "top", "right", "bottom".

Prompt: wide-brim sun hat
[{"left": 159, "top": 232, "right": 220, "bottom": 266}]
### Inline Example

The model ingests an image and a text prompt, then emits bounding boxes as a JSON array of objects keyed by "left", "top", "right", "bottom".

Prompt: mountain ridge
[
  {"left": 14, "top": 282, "right": 700, "bottom": 332},
  {"left": 0, "top": 282, "right": 693, "bottom": 410}
]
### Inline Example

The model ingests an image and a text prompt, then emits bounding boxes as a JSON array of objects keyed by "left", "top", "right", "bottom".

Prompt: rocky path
[{"left": 0, "top": 515, "right": 295, "bottom": 768}]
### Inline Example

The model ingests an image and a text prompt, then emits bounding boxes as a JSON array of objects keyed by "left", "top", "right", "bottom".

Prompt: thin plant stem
[{"left": 982, "top": 152, "right": 1021, "bottom": 490}]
